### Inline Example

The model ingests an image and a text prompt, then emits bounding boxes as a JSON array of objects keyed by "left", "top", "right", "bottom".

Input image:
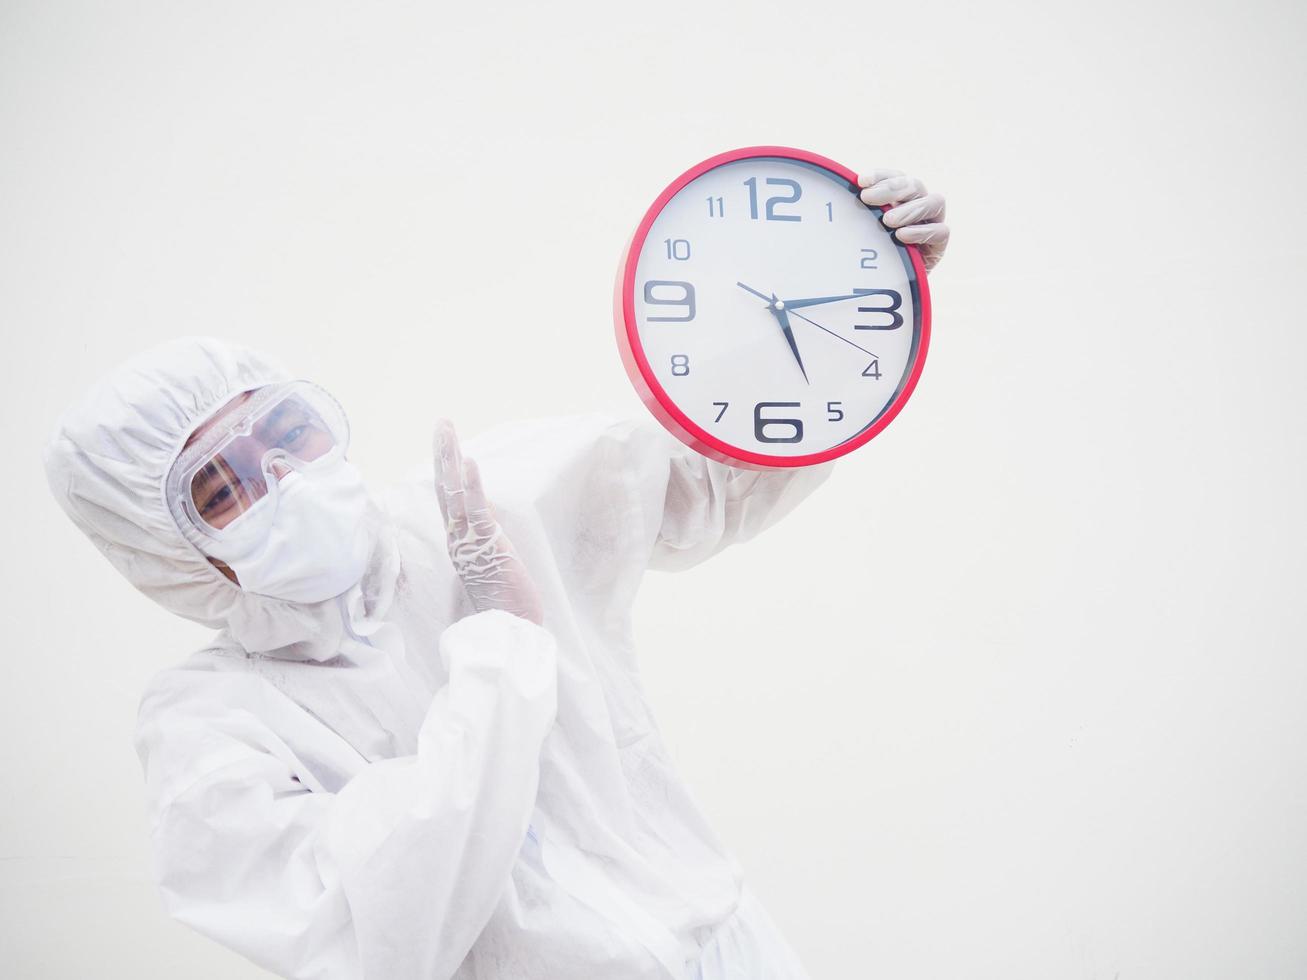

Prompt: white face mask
[{"left": 199, "top": 460, "right": 374, "bottom": 604}]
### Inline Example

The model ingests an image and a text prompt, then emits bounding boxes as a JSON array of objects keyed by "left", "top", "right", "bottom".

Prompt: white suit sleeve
[
  {"left": 135, "top": 609, "right": 558, "bottom": 980},
  {"left": 613, "top": 416, "right": 838, "bottom": 573}
]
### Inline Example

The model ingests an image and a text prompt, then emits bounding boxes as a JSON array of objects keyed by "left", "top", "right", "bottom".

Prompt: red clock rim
[{"left": 615, "top": 144, "right": 932, "bottom": 469}]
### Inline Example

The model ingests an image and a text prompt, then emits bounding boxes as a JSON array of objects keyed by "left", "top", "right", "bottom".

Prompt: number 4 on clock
[{"left": 862, "top": 358, "right": 882, "bottom": 379}]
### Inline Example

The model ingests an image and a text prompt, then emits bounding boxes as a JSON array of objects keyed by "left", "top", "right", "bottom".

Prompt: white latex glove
[
  {"left": 858, "top": 169, "right": 950, "bottom": 273},
  {"left": 433, "top": 418, "right": 546, "bottom": 626}
]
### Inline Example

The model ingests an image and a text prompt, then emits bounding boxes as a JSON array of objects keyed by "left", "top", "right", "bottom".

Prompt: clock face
[{"left": 615, "top": 146, "right": 930, "bottom": 468}]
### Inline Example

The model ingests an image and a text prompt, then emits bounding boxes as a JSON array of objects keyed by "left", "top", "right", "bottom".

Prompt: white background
[{"left": 3, "top": 2, "right": 1304, "bottom": 978}]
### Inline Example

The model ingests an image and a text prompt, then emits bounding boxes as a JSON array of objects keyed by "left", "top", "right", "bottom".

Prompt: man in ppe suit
[{"left": 43, "top": 171, "right": 948, "bottom": 979}]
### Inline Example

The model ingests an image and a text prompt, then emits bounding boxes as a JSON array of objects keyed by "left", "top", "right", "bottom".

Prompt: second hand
[{"left": 787, "top": 307, "right": 880, "bottom": 359}]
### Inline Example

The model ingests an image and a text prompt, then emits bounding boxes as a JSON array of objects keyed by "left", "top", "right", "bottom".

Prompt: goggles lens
[{"left": 168, "top": 381, "right": 350, "bottom": 539}]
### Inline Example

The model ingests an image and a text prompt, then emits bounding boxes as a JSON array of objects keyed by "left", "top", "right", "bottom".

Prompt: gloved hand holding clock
[{"left": 859, "top": 167, "right": 950, "bottom": 272}]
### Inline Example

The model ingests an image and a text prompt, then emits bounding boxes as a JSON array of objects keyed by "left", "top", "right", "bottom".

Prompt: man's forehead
[{"left": 183, "top": 389, "right": 257, "bottom": 450}]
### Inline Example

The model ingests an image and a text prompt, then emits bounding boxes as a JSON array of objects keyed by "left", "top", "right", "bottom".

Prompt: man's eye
[
  {"left": 201, "top": 484, "right": 234, "bottom": 516},
  {"left": 280, "top": 425, "right": 308, "bottom": 448}
]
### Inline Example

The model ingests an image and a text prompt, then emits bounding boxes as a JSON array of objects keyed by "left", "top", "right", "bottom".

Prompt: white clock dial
[{"left": 624, "top": 151, "right": 927, "bottom": 464}]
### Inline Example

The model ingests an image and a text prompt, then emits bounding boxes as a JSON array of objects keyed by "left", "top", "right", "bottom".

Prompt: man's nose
[{"left": 269, "top": 459, "right": 293, "bottom": 481}]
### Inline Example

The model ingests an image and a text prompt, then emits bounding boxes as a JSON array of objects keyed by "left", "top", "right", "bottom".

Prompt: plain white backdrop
[{"left": 3, "top": 1, "right": 1304, "bottom": 977}]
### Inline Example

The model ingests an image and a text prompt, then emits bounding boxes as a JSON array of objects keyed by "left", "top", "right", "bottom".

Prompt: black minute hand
[{"left": 781, "top": 291, "right": 874, "bottom": 311}]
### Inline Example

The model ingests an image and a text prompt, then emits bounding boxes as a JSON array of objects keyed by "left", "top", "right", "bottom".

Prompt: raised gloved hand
[
  {"left": 858, "top": 169, "right": 950, "bottom": 273},
  {"left": 433, "top": 418, "right": 545, "bottom": 626}
]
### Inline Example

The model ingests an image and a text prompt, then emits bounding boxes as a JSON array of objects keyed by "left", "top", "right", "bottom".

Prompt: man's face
[
  {"left": 186, "top": 392, "right": 332, "bottom": 531},
  {"left": 179, "top": 384, "right": 347, "bottom": 587}
]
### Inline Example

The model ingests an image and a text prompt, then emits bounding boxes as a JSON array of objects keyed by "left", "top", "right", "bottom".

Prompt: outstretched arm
[{"left": 609, "top": 416, "right": 838, "bottom": 573}]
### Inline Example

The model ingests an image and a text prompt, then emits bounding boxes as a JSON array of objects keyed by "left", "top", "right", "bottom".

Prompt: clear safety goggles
[{"left": 165, "top": 380, "right": 351, "bottom": 543}]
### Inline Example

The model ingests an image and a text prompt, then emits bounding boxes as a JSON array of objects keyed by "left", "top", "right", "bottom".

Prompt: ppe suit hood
[{"left": 43, "top": 336, "right": 400, "bottom": 658}]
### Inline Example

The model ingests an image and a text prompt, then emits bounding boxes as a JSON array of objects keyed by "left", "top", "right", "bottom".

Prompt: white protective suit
[{"left": 43, "top": 337, "right": 836, "bottom": 980}]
